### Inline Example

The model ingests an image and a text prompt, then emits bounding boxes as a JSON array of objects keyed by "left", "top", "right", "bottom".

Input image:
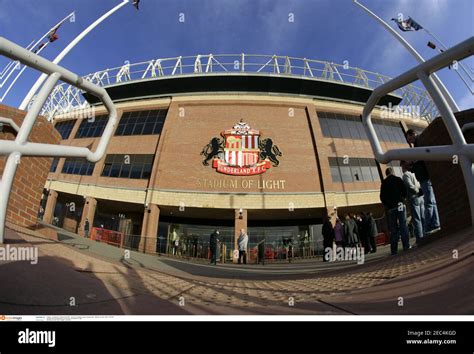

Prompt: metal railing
[
  {"left": 362, "top": 36, "right": 474, "bottom": 225},
  {"left": 0, "top": 36, "right": 117, "bottom": 243},
  {"left": 38, "top": 53, "right": 439, "bottom": 121}
]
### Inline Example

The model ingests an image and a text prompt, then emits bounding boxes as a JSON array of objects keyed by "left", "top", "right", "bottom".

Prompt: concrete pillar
[
  {"left": 234, "top": 208, "right": 248, "bottom": 250},
  {"left": 139, "top": 204, "right": 159, "bottom": 254},
  {"left": 79, "top": 197, "right": 97, "bottom": 236},
  {"left": 43, "top": 190, "right": 58, "bottom": 224}
]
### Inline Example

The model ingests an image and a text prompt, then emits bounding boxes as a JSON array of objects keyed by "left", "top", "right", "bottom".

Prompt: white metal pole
[
  {"left": 0, "top": 43, "right": 51, "bottom": 102},
  {"left": 19, "top": 0, "right": 129, "bottom": 110},
  {"left": 0, "top": 41, "right": 34, "bottom": 79},
  {"left": 353, "top": 0, "right": 460, "bottom": 112}
]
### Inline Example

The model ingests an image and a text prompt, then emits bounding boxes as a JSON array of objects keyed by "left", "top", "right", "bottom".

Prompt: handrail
[
  {"left": 361, "top": 36, "right": 474, "bottom": 225},
  {"left": 0, "top": 36, "right": 117, "bottom": 243},
  {"left": 0, "top": 117, "right": 20, "bottom": 132}
]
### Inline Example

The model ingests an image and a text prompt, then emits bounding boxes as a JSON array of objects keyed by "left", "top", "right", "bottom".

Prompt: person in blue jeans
[
  {"left": 380, "top": 167, "right": 410, "bottom": 255},
  {"left": 401, "top": 161, "right": 425, "bottom": 245},
  {"left": 406, "top": 129, "right": 441, "bottom": 234}
]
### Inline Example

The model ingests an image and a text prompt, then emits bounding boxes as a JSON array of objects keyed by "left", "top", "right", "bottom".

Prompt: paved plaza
[{"left": 0, "top": 224, "right": 472, "bottom": 315}]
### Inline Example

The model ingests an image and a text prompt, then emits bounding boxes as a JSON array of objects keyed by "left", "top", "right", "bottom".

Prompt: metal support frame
[
  {"left": 362, "top": 37, "right": 474, "bottom": 224},
  {"left": 0, "top": 117, "right": 20, "bottom": 132},
  {"left": 0, "top": 36, "right": 117, "bottom": 243},
  {"left": 40, "top": 53, "right": 440, "bottom": 122}
]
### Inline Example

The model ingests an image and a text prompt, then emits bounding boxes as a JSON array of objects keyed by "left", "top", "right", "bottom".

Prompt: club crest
[{"left": 200, "top": 121, "right": 282, "bottom": 176}]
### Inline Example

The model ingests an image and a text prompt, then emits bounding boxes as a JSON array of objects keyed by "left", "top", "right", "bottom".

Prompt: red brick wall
[
  {"left": 416, "top": 108, "right": 474, "bottom": 235},
  {"left": 0, "top": 104, "right": 61, "bottom": 228}
]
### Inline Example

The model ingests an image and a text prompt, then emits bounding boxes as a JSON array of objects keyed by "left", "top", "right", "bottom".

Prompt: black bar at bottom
[{"left": 0, "top": 321, "right": 471, "bottom": 353}]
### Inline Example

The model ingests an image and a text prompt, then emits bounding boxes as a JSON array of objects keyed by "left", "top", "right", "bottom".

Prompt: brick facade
[{"left": 0, "top": 104, "right": 61, "bottom": 229}]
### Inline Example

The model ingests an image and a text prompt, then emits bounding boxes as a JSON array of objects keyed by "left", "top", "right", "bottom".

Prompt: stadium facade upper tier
[{"left": 39, "top": 54, "right": 438, "bottom": 121}]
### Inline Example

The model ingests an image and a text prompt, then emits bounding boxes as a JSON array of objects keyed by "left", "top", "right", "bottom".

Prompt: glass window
[
  {"left": 350, "top": 159, "right": 363, "bottom": 182},
  {"left": 346, "top": 116, "right": 361, "bottom": 139},
  {"left": 54, "top": 120, "right": 76, "bottom": 140},
  {"left": 356, "top": 119, "right": 367, "bottom": 139},
  {"left": 336, "top": 116, "right": 351, "bottom": 138},
  {"left": 369, "top": 159, "right": 381, "bottom": 181},
  {"left": 328, "top": 157, "right": 341, "bottom": 182},
  {"left": 61, "top": 158, "right": 94, "bottom": 176},
  {"left": 327, "top": 116, "right": 342, "bottom": 138},
  {"left": 130, "top": 164, "right": 142, "bottom": 179},
  {"left": 337, "top": 157, "right": 353, "bottom": 183},
  {"left": 318, "top": 117, "right": 331, "bottom": 137},
  {"left": 115, "top": 109, "right": 167, "bottom": 136},
  {"left": 119, "top": 163, "right": 131, "bottom": 178},
  {"left": 101, "top": 154, "right": 154, "bottom": 179},
  {"left": 360, "top": 158, "right": 373, "bottom": 182},
  {"left": 50, "top": 158, "right": 59, "bottom": 172},
  {"left": 75, "top": 116, "right": 108, "bottom": 138}
]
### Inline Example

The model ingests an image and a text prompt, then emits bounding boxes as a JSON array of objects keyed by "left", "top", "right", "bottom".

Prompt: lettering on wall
[{"left": 197, "top": 178, "right": 286, "bottom": 190}]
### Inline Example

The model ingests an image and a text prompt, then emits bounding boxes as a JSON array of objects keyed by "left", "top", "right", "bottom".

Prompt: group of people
[
  {"left": 322, "top": 212, "right": 378, "bottom": 261},
  {"left": 209, "top": 228, "right": 248, "bottom": 265},
  {"left": 380, "top": 129, "right": 441, "bottom": 255}
]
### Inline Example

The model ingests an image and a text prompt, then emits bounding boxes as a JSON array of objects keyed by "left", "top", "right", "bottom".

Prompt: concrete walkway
[{"left": 0, "top": 223, "right": 472, "bottom": 315}]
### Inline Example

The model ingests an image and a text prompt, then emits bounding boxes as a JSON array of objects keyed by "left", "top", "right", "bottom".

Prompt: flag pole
[
  {"left": 0, "top": 41, "right": 34, "bottom": 80},
  {"left": 1, "top": 11, "right": 75, "bottom": 85},
  {"left": 352, "top": 0, "right": 460, "bottom": 113},
  {"left": 19, "top": 0, "right": 130, "bottom": 111},
  {"left": 0, "top": 43, "right": 51, "bottom": 102},
  {"left": 424, "top": 28, "right": 474, "bottom": 81},
  {"left": 0, "top": 11, "right": 76, "bottom": 101}
]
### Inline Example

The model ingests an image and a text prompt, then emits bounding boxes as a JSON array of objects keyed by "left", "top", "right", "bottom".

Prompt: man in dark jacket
[
  {"left": 406, "top": 129, "right": 441, "bottom": 235},
  {"left": 366, "top": 212, "right": 378, "bottom": 253},
  {"left": 343, "top": 214, "right": 358, "bottom": 247},
  {"left": 380, "top": 167, "right": 410, "bottom": 255},
  {"left": 322, "top": 216, "right": 334, "bottom": 262},
  {"left": 209, "top": 230, "right": 220, "bottom": 265}
]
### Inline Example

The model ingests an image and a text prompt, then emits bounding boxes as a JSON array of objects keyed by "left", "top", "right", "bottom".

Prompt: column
[
  {"left": 43, "top": 190, "right": 58, "bottom": 224},
  {"left": 234, "top": 208, "right": 248, "bottom": 262},
  {"left": 139, "top": 204, "right": 160, "bottom": 254},
  {"left": 79, "top": 197, "right": 97, "bottom": 236}
]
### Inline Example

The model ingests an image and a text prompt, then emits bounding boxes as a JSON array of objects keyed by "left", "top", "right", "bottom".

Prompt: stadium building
[{"left": 38, "top": 54, "right": 431, "bottom": 260}]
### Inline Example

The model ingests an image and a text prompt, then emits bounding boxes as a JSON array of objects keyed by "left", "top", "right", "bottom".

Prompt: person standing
[
  {"left": 405, "top": 129, "right": 441, "bottom": 234},
  {"left": 334, "top": 218, "right": 344, "bottom": 248},
  {"left": 401, "top": 160, "right": 425, "bottom": 245},
  {"left": 209, "top": 229, "right": 220, "bottom": 265},
  {"left": 84, "top": 218, "right": 90, "bottom": 238},
  {"left": 366, "top": 212, "right": 378, "bottom": 253},
  {"left": 237, "top": 229, "right": 248, "bottom": 264},
  {"left": 322, "top": 216, "right": 334, "bottom": 262},
  {"left": 343, "top": 214, "right": 358, "bottom": 247},
  {"left": 380, "top": 167, "right": 410, "bottom": 255}
]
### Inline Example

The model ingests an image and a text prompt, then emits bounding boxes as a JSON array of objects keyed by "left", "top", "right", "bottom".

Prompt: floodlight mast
[
  {"left": 353, "top": 0, "right": 460, "bottom": 112},
  {"left": 18, "top": 0, "right": 130, "bottom": 111}
]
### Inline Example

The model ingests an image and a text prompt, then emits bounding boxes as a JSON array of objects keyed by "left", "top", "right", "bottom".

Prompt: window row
[
  {"left": 61, "top": 158, "right": 95, "bottom": 176},
  {"left": 101, "top": 154, "right": 153, "bottom": 179},
  {"left": 73, "top": 109, "right": 168, "bottom": 139},
  {"left": 318, "top": 112, "right": 407, "bottom": 143},
  {"left": 53, "top": 154, "right": 154, "bottom": 179},
  {"left": 329, "top": 157, "right": 381, "bottom": 183},
  {"left": 115, "top": 110, "right": 166, "bottom": 136}
]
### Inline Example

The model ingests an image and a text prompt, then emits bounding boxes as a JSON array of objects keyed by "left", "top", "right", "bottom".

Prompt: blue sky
[{"left": 0, "top": 0, "right": 472, "bottom": 109}]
